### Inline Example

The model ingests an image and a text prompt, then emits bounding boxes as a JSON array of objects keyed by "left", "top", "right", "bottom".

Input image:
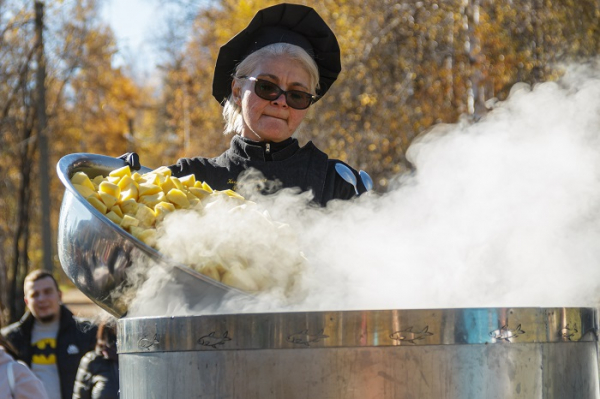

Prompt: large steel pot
[
  {"left": 118, "top": 307, "right": 599, "bottom": 399},
  {"left": 56, "top": 153, "right": 247, "bottom": 317}
]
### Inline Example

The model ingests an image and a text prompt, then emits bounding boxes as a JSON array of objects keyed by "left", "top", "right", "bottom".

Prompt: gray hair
[{"left": 222, "top": 43, "right": 320, "bottom": 135}]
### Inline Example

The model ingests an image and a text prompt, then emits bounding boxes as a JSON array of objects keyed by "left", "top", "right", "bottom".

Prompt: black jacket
[
  {"left": 168, "top": 135, "right": 365, "bottom": 206},
  {"left": 1, "top": 306, "right": 97, "bottom": 399},
  {"left": 73, "top": 350, "right": 119, "bottom": 399}
]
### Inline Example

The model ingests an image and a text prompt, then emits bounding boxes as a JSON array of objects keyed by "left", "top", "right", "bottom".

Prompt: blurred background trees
[{"left": 0, "top": 0, "right": 598, "bottom": 323}]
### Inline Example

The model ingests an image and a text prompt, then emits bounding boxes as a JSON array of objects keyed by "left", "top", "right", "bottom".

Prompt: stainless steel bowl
[{"left": 56, "top": 153, "right": 246, "bottom": 317}]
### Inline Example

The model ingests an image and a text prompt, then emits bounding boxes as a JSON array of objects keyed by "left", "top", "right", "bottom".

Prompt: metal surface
[
  {"left": 359, "top": 169, "right": 373, "bottom": 191},
  {"left": 56, "top": 153, "right": 246, "bottom": 318},
  {"left": 118, "top": 307, "right": 600, "bottom": 398},
  {"left": 335, "top": 162, "right": 359, "bottom": 195}
]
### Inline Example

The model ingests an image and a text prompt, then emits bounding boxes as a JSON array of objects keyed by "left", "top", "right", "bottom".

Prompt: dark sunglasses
[{"left": 240, "top": 76, "right": 318, "bottom": 110}]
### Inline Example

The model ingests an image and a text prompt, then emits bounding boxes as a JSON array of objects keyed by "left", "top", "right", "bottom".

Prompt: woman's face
[
  {"left": 97, "top": 333, "right": 118, "bottom": 361},
  {"left": 234, "top": 56, "right": 312, "bottom": 142}
]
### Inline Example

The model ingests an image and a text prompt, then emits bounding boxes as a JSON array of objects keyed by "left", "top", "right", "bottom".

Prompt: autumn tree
[
  {"left": 0, "top": 0, "right": 151, "bottom": 322},
  {"left": 3, "top": 0, "right": 598, "bottom": 322},
  {"left": 0, "top": 0, "right": 40, "bottom": 322},
  {"left": 153, "top": 0, "right": 599, "bottom": 190}
]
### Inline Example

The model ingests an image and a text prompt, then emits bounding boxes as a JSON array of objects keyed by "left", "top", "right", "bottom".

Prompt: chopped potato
[
  {"left": 139, "top": 192, "right": 166, "bottom": 208},
  {"left": 120, "top": 214, "right": 139, "bottom": 230},
  {"left": 109, "top": 165, "right": 132, "bottom": 178},
  {"left": 99, "top": 181, "right": 121, "bottom": 198},
  {"left": 179, "top": 174, "right": 195, "bottom": 187},
  {"left": 87, "top": 196, "right": 107, "bottom": 214},
  {"left": 92, "top": 175, "right": 105, "bottom": 187},
  {"left": 132, "top": 172, "right": 143, "bottom": 182},
  {"left": 166, "top": 188, "right": 190, "bottom": 209},
  {"left": 110, "top": 205, "right": 123, "bottom": 218},
  {"left": 130, "top": 226, "right": 156, "bottom": 246},
  {"left": 135, "top": 203, "right": 156, "bottom": 228},
  {"left": 138, "top": 182, "right": 161, "bottom": 197},
  {"left": 221, "top": 265, "right": 259, "bottom": 292},
  {"left": 152, "top": 166, "right": 172, "bottom": 177},
  {"left": 73, "top": 184, "right": 98, "bottom": 199},
  {"left": 120, "top": 186, "right": 139, "bottom": 203},
  {"left": 197, "top": 263, "right": 221, "bottom": 282},
  {"left": 71, "top": 172, "right": 96, "bottom": 191},
  {"left": 99, "top": 192, "right": 118, "bottom": 209},
  {"left": 119, "top": 198, "right": 138, "bottom": 215},
  {"left": 188, "top": 187, "right": 211, "bottom": 200},
  {"left": 105, "top": 210, "right": 123, "bottom": 225}
]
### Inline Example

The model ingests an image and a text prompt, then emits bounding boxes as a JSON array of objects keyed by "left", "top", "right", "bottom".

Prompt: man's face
[{"left": 24, "top": 277, "right": 62, "bottom": 323}]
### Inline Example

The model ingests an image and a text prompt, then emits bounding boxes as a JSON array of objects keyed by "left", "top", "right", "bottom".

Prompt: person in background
[
  {"left": 72, "top": 320, "right": 119, "bottom": 399},
  {"left": 121, "top": 3, "right": 370, "bottom": 206},
  {"left": 0, "top": 324, "right": 49, "bottom": 399},
  {"left": 1, "top": 269, "right": 97, "bottom": 399}
]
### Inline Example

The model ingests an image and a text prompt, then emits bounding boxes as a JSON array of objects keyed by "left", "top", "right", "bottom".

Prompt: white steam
[{"left": 128, "top": 62, "right": 600, "bottom": 317}]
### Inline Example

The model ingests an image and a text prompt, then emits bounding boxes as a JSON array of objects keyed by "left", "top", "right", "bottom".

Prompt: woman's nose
[{"left": 271, "top": 93, "right": 288, "bottom": 107}]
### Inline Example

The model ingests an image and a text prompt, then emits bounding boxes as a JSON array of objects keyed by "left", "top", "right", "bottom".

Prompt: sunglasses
[{"left": 240, "top": 76, "right": 318, "bottom": 110}]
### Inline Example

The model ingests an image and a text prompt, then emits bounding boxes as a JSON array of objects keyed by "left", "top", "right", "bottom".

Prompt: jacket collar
[{"left": 230, "top": 135, "right": 299, "bottom": 161}]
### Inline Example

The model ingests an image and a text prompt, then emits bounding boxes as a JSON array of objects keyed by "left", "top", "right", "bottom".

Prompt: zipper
[{"left": 265, "top": 143, "right": 271, "bottom": 154}]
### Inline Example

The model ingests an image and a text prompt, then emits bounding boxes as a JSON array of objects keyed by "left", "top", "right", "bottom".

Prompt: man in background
[{"left": 1, "top": 269, "right": 97, "bottom": 399}]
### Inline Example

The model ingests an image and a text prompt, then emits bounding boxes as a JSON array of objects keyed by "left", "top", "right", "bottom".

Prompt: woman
[
  {"left": 122, "top": 3, "right": 368, "bottom": 206},
  {"left": 72, "top": 322, "right": 118, "bottom": 399},
  {"left": 0, "top": 326, "right": 49, "bottom": 399}
]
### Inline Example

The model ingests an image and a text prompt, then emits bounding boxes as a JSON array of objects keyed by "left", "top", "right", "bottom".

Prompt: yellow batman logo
[
  {"left": 31, "top": 338, "right": 57, "bottom": 365},
  {"left": 32, "top": 353, "right": 56, "bottom": 365}
]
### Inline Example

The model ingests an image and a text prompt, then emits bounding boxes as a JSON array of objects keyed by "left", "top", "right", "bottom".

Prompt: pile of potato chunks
[
  {"left": 70, "top": 165, "right": 305, "bottom": 295},
  {"left": 71, "top": 164, "right": 243, "bottom": 245},
  {"left": 70, "top": 165, "right": 256, "bottom": 285}
]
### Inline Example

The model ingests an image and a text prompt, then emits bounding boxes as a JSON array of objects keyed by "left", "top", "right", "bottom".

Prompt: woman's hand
[{"left": 118, "top": 152, "right": 141, "bottom": 170}]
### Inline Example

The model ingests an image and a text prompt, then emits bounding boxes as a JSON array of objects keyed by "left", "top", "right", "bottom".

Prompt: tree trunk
[
  {"left": 445, "top": 10, "right": 455, "bottom": 109},
  {"left": 8, "top": 126, "right": 34, "bottom": 322},
  {"left": 35, "top": 0, "right": 53, "bottom": 273}
]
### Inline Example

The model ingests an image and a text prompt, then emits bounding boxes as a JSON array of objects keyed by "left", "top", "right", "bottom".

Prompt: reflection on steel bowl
[{"left": 56, "top": 153, "right": 248, "bottom": 317}]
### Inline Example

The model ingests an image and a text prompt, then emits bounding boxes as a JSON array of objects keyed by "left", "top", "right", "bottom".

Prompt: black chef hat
[{"left": 212, "top": 3, "right": 341, "bottom": 104}]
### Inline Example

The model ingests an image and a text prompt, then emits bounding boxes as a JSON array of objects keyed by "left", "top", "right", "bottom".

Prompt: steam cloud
[{"left": 127, "top": 61, "right": 600, "bottom": 317}]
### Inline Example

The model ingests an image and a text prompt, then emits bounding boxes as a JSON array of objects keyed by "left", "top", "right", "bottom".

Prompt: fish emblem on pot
[
  {"left": 138, "top": 334, "right": 160, "bottom": 351},
  {"left": 389, "top": 326, "right": 434, "bottom": 344},
  {"left": 561, "top": 324, "right": 578, "bottom": 341},
  {"left": 197, "top": 331, "right": 232, "bottom": 349},
  {"left": 287, "top": 329, "right": 329, "bottom": 347},
  {"left": 489, "top": 324, "right": 525, "bottom": 342}
]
